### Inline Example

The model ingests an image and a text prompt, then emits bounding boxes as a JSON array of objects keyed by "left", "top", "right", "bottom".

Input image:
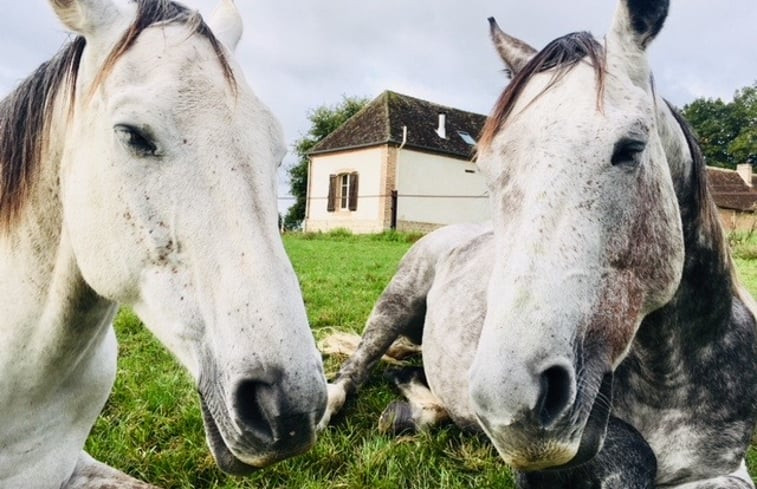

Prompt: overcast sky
[{"left": 1, "top": 1, "right": 755, "bottom": 212}]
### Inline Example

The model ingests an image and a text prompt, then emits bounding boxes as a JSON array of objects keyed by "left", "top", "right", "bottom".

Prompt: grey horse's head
[{"left": 470, "top": 0, "right": 683, "bottom": 471}]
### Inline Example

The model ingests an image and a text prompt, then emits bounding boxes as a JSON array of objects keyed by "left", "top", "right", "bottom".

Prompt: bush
[
  {"left": 729, "top": 230, "right": 757, "bottom": 260},
  {"left": 370, "top": 230, "right": 425, "bottom": 244}
]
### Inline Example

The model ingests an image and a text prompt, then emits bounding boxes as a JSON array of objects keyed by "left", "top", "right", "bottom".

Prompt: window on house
[
  {"left": 340, "top": 173, "right": 350, "bottom": 210},
  {"left": 327, "top": 172, "right": 359, "bottom": 212},
  {"left": 457, "top": 130, "right": 477, "bottom": 146}
]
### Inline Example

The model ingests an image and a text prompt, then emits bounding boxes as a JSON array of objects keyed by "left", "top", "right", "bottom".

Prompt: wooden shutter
[
  {"left": 327, "top": 174, "right": 337, "bottom": 212},
  {"left": 348, "top": 172, "right": 359, "bottom": 211}
]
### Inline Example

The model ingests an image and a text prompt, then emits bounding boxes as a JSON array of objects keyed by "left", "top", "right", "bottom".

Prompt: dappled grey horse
[
  {"left": 0, "top": 1, "right": 326, "bottom": 487},
  {"left": 320, "top": 1, "right": 757, "bottom": 487}
]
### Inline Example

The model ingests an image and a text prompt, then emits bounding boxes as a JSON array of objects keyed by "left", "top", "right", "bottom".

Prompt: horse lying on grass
[
  {"left": 0, "top": 1, "right": 326, "bottom": 487},
  {"left": 320, "top": 1, "right": 757, "bottom": 487}
]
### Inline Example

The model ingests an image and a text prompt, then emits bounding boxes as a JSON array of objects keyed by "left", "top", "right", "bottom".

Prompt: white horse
[
  {"left": 321, "top": 1, "right": 757, "bottom": 488},
  {"left": 0, "top": 1, "right": 327, "bottom": 487}
]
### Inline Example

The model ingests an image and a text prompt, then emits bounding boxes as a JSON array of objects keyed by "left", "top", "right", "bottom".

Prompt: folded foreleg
[
  {"left": 318, "top": 247, "right": 435, "bottom": 429},
  {"left": 64, "top": 452, "right": 159, "bottom": 489},
  {"left": 665, "top": 462, "right": 754, "bottom": 489},
  {"left": 378, "top": 367, "right": 449, "bottom": 435}
]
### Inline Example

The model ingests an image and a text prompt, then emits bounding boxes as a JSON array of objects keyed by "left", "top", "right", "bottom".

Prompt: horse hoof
[
  {"left": 378, "top": 400, "right": 417, "bottom": 436},
  {"left": 317, "top": 383, "right": 347, "bottom": 430}
]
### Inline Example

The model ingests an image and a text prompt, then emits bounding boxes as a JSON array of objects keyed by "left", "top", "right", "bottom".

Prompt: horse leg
[
  {"left": 378, "top": 367, "right": 449, "bottom": 435},
  {"left": 516, "top": 417, "right": 657, "bottom": 489},
  {"left": 318, "top": 250, "right": 433, "bottom": 429},
  {"left": 664, "top": 462, "right": 754, "bottom": 489},
  {"left": 63, "top": 452, "right": 160, "bottom": 489}
]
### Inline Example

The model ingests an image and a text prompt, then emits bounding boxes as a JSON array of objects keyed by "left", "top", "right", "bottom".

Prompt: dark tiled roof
[
  {"left": 707, "top": 167, "right": 757, "bottom": 212},
  {"left": 309, "top": 91, "right": 487, "bottom": 160}
]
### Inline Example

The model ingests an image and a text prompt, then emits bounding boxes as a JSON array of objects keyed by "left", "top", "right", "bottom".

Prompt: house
[
  {"left": 707, "top": 164, "right": 757, "bottom": 233},
  {"left": 304, "top": 91, "right": 489, "bottom": 233}
]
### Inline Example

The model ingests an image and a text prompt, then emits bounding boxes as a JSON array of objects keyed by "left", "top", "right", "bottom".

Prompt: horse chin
[
  {"left": 199, "top": 396, "right": 262, "bottom": 475},
  {"left": 545, "top": 371, "right": 613, "bottom": 471}
]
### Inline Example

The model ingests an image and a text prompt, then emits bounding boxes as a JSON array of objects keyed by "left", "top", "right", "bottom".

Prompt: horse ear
[
  {"left": 48, "top": 0, "right": 120, "bottom": 37},
  {"left": 606, "top": 0, "right": 669, "bottom": 87},
  {"left": 209, "top": 0, "right": 243, "bottom": 53},
  {"left": 488, "top": 17, "right": 537, "bottom": 79},
  {"left": 609, "top": 0, "right": 669, "bottom": 50}
]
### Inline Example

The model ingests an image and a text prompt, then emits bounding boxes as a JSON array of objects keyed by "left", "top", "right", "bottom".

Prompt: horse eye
[
  {"left": 611, "top": 139, "right": 646, "bottom": 167},
  {"left": 114, "top": 124, "right": 159, "bottom": 158}
]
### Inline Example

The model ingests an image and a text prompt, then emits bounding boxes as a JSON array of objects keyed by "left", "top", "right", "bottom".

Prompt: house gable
[{"left": 310, "top": 91, "right": 487, "bottom": 161}]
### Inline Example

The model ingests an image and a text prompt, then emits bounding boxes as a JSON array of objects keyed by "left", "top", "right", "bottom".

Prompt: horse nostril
[
  {"left": 234, "top": 380, "right": 275, "bottom": 443},
  {"left": 535, "top": 364, "right": 573, "bottom": 427}
]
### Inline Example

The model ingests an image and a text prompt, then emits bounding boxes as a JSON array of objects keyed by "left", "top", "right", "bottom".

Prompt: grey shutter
[
  {"left": 348, "top": 172, "right": 359, "bottom": 211},
  {"left": 327, "top": 174, "right": 337, "bottom": 212}
]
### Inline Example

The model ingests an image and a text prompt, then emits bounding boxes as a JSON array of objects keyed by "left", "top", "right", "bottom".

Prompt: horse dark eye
[
  {"left": 611, "top": 139, "right": 646, "bottom": 167},
  {"left": 115, "top": 124, "right": 159, "bottom": 157}
]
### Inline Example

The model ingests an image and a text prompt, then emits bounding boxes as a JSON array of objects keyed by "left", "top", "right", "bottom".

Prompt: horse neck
[
  {"left": 0, "top": 89, "right": 115, "bottom": 378},
  {"left": 633, "top": 100, "right": 736, "bottom": 353}
]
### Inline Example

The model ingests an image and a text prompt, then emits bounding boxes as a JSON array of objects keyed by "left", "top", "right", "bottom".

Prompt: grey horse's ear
[
  {"left": 609, "top": 0, "right": 670, "bottom": 50},
  {"left": 606, "top": 0, "right": 669, "bottom": 88},
  {"left": 488, "top": 17, "right": 537, "bottom": 79},
  {"left": 209, "top": 0, "right": 243, "bottom": 52}
]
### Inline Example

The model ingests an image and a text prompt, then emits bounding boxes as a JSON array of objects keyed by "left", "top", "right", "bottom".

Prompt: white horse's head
[
  {"left": 470, "top": 0, "right": 684, "bottom": 471},
  {"left": 49, "top": 0, "right": 326, "bottom": 473}
]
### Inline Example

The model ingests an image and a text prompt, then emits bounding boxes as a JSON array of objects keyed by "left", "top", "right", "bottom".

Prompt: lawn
[{"left": 86, "top": 231, "right": 757, "bottom": 488}]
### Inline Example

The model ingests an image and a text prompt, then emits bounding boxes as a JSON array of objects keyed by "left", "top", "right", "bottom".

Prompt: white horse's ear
[
  {"left": 488, "top": 17, "right": 537, "bottom": 79},
  {"left": 48, "top": 0, "right": 120, "bottom": 37},
  {"left": 209, "top": 0, "right": 243, "bottom": 52},
  {"left": 606, "top": 0, "right": 669, "bottom": 87}
]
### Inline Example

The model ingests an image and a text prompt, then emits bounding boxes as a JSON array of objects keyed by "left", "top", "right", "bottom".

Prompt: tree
[
  {"left": 283, "top": 95, "right": 368, "bottom": 230},
  {"left": 728, "top": 84, "right": 757, "bottom": 166},
  {"left": 682, "top": 81, "right": 756, "bottom": 169}
]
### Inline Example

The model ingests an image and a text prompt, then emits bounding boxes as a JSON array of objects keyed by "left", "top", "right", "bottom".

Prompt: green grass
[{"left": 85, "top": 232, "right": 757, "bottom": 487}]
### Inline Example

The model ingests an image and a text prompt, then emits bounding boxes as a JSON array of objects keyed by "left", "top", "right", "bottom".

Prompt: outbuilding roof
[
  {"left": 707, "top": 167, "right": 757, "bottom": 212},
  {"left": 309, "top": 91, "right": 487, "bottom": 160}
]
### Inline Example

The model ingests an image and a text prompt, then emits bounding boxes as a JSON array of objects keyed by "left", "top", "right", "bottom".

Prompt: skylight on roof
[{"left": 457, "top": 130, "right": 476, "bottom": 146}]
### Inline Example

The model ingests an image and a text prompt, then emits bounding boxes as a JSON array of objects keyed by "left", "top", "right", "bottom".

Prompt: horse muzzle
[
  {"left": 198, "top": 370, "right": 327, "bottom": 474},
  {"left": 471, "top": 357, "right": 613, "bottom": 471}
]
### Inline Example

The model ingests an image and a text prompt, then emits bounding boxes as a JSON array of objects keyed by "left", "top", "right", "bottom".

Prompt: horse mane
[
  {"left": 665, "top": 101, "right": 730, "bottom": 271},
  {"left": 479, "top": 31, "right": 606, "bottom": 150},
  {"left": 0, "top": 0, "right": 235, "bottom": 231},
  {"left": 0, "top": 38, "right": 85, "bottom": 230}
]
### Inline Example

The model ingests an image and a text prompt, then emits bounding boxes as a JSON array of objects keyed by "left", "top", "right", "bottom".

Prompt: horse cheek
[{"left": 591, "top": 273, "right": 645, "bottom": 366}]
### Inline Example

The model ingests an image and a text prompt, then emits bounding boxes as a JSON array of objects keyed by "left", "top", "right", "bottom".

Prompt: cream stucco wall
[
  {"left": 396, "top": 149, "right": 490, "bottom": 226},
  {"left": 305, "top": 147, "right": 387, "bottom": 233}
]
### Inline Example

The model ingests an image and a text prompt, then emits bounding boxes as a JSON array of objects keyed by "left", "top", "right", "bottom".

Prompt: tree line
[{"left": 681, "top": 81, "right": 756, "bottom": 169}]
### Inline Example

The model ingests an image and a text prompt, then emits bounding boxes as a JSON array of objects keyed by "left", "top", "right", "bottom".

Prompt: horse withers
[
  {"left": 0, "top": 1, "right": 326, "bottom": 487},
  {"left": 321, "top": 1, "right": 757, "bottom": 487}
]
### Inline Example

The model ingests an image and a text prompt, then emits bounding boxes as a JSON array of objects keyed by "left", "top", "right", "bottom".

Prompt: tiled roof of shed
[
  {"left": 707, "top": 167, "right": 757, "bottom": 212},
  {"left": 309, "top": 91, "right": 487, "bottom": 160}
]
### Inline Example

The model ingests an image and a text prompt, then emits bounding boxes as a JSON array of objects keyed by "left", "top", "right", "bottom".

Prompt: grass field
[{"left": 86, "top": 231, "right": 757, "bottom": 488}]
